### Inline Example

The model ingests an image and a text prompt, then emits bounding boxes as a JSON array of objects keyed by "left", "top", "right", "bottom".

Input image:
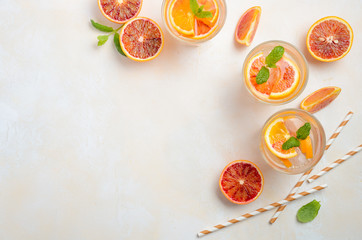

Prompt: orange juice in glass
[
  {"left": 162, "top": 0, "right": 226, "bottom": 44},
  {"left": 261, "top": 109, "right": 326, "bottom": 174},
  {"left": 243, "top": 40, "right": 308, "bottom": 104}
]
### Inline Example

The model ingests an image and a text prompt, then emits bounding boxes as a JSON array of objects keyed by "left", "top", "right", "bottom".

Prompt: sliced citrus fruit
[
  {"left": 98, "top": 0, "right": 142, "bottom": 24},
  {"left": 269, "top": 57, "right": 300, "bottom": 99},
  {"left": 306, "top": 16, "right": 353, "bottom": 62},
  {"left": 119, "top": 17, "right": 164, "bottom": 62},
  {"left": 196, "top": 0, "right": 219, "bottom": 26},
  {"left": 265, "top": 118, "right": 297, "bottom": 159},
  {"left": 169, "top": 0, "right": 218, "bottom": 38},
  {"left": 235, "top": 6, "right": 261, "bottom": 46},
  {"left": 300, "top": 136, "right": 313, "bottom": 159},
  {"left": 169, "top": 0, "right": 195, "bottom": 36},
  {"left": 279, "top": 158, "right": 292, "bottom": 168},
  {"left": 246, "top": 53, "right": 281, "bottom": 97},
  {"left": 219, "top": 160, "right": 264, "bottom": 205},
  {"left": 300, "top": 86, "right": 341, "bottom": 113}
]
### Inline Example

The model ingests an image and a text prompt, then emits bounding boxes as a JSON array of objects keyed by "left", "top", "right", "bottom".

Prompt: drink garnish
[
  {"left": 256, "top": 46, "right": 284, "bottom": 84},
  {"left": 297, "top": 123, "right": 311, "bottom": 140},
  {"left": 265, "top": 46, "right": 284, "bottom": 68},
  {"left": 282, "top": 122, "right": 311, "bottom": 150},
  {"left": 256, "top": 66, "right": 270, "bottom": 84},
  {"left": 190, "top": 0, "right": 213, "bottom": 18},
  {"left": 282, "top": 137, "right": 300, "bottom": 150},
  {"left": 90, "top": 19, "right": 125, "bottom": 56},
  {"left": 297, "top": 200, "right": 321, "bottom": 223}
]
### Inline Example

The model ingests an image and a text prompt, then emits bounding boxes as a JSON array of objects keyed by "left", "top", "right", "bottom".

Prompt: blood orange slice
[
  {"left": 306, "top": 16, "right": 353, "bottom": 62},
  {"left": 235, "top": 6, "right": 261, "bottom": 46},
  {"left": 119, "top": 17, "right": 164, "bottom": 62},
  {"left": 269, "top": 57, "right": 300, "bottom": 99},
  {"left": 300, "top": 86, "right": 341, "bottom": 113},
  {"left": 246, "top": 53, "right": 281, "bottom": 97},
  {"left": 98, "top": 0, "right": 142, "bottom": 24},
  {"left": 219, "top": 160, "right": 264, "bottom": 205}
]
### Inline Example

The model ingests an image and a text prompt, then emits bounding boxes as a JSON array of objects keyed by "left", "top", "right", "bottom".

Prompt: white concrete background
[{"left": 0, "top": 0, "right": 361, "bottom": 239}]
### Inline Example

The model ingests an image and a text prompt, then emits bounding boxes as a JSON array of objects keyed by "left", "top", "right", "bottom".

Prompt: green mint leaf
[
  {"left": 196, "top": 10, "right": 213, "bottom": 19},
  {"left": 113, "top": 32, "right": 126, "bottom": 57},
  {"left": 297, "top": 200, "right": 321, "bottom": 223},
  {"left": 97, "top": 35, "right": 109, "bottom": 46},
  {"left": 296, "top": 123, "right": 311, "bottom": 140},
  {"left": 91, "top": 19, "right": 114, "bottom": 32},
  {"left": 282, "top": 137, "right": 300, "bottom": 150},
  {"left": 266, "top": 46, "right": 284, "bottom": 68},
  {"left": 198, "top": 5, "right": 204, "bottom": 13},
  {"left": 189, "top": 0, "right": 199, "bottom": 15},
  {"left": 256, "top": 66, "right": 269, "bottom": 84}
]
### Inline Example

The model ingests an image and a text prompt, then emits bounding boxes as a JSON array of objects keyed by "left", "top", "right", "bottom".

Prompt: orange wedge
[
  {"left": 306, "top": 16, "right": 353, "bottom": 62},
  {"left": 265, "top": 118, "right": 297, "bottom": 159},
  {"left": 235, "top": 6, "right": 261, "bottom": 46},
  {"left": 300, "top": 86, "right": 341, "bottom": 113},
  {"left": 300, "top": 136, "right": 313, "bottom": 159},
  {"left": 279, "top": 158, "right": 292, "bottom": 168}
]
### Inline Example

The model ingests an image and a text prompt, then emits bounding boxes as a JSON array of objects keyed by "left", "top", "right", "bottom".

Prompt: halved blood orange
[
  {"left": 235, "top": 6, "right": 261, "bottom": 46},
  {"left": 246, "top": 53, "right": 281, "bottom": 97},
  {"left": 264, "top": 118, "right": 297, "bottom": 159},
  {"left": 219, "top": 160, "right": 264, "bottom": 205},
  {"left": 98, "top": 0, "right": 142, "bottom": 24},
  {"left": 306, "top": 16, "right": 353, "bottom": 62},
  {"left": 169, "top": 0, "right": 219, "bottom": 39},
  {"left": 119, "top": 17, "right": 164, "bottom": 62},
  {"left": 300, "top": 86, "right": 341, "bottom": 113},
  {"left": 269, "top": 57, "right": 300, "bottom": 99}
]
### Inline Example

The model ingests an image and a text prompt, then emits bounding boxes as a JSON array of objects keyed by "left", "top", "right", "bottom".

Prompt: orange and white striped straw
[
  {"left": 197, "top": 184, "right": 328, "bottom": 237},
  {"left": 324, "top": 111, "right": 354, "bottom": 151},
  {"left": 269, "top": 111, "right": 353, "bottom": 224},
  {"left": 307, "top": 144, "right": 362, "bottom": 183}
]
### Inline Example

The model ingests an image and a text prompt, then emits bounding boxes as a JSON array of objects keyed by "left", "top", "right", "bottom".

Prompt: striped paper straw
[
  {"left": 197, "top": 184, "right": 327, "bottom": 237},
  {"left": 325, "top": 111, "right": 354, "bottom": 151},
  {"left": 308, "top": 144, "right": 362, "bottom": 183},
  {"left": 269, "top": 169, "right": 312, "bottom": 224},
  {"left": 269, "top": 111, "right": 354, "bottom": 224}
]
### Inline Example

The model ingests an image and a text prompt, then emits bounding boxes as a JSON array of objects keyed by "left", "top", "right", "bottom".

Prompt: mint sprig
[
  {"left": 297, "top": 200, "right": 321, "bottom": 223},
  {"left": 90, "top": 19, "right": 125, "bottom": 56},
  {"left": 190, "top": 0, "right": 213, "bottom": 19},
  {"left": 255, "top": 46, "right": 285, "bottom": 85},
  {"left": 282, "top": 137, "right": 300, "bottom": 150},
  {"left": 256, "top": 66, "right": 269, "bottom": 84},
  {"left": 297, "top": 123, "right": 311, "bottom": 140},
  {"left": 265, "top": 46, "right": 284, "bottom": 68},
  {"left": 282, "top": 122, "right": 312, "bottom": 150}
]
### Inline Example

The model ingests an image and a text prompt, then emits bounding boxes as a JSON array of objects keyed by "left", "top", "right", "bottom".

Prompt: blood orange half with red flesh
[
  {"left": 98, "top": 0, "right": 142, "bottom": 24},
  {"left": 219, "top": 160, "right": 264, "bottom": 205},
  {"left": 306, "top": 16, "right": 353, "bottom": 62},
  {"left": 120, "top": 17, "right": 164, "bottom": 62}
]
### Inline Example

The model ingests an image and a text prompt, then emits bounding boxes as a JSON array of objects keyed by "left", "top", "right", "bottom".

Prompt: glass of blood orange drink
[
  {"left": 162, "top": 0, "right": 226, "bottom": 44},
  {"left": 243, "top": 40, "right": 308, "bottom": 104},
  {"left": 261, "top": 109, "right": 326, "bottom": 174}
]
